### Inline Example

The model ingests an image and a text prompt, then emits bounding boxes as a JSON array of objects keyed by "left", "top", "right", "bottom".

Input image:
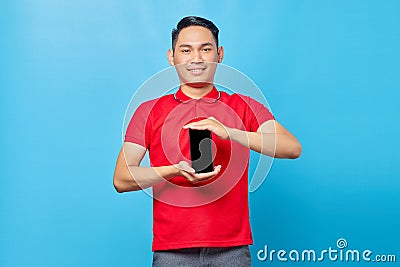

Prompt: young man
[{"left": 113, "top": 16, "right": 301, "bottom": 266}]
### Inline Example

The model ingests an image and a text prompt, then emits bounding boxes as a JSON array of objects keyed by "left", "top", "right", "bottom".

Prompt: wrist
[
  {"left": 167, "top": 165, "right": 181, "bottom": 178},
  {"left": 227, "top": 127, "right": 239, "bottom": 141},
  {"left": 154, "top": 165, "right": 180, "bottom": 180}
]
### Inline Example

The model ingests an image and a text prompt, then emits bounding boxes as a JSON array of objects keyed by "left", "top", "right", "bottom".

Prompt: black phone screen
[{"left": 189, "top": 129, "right": 214, "bottom": 173}]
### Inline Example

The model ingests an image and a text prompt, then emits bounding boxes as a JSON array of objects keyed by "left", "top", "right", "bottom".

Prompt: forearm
[
  {"left": 128, "top": 165, "right": 179, "bottom": 190},
  {"left": 227, "top": 128, "right": 302, "bottom": 159},
  {"left": 114, "top": 161, "right": 179, "bottom": 193}
]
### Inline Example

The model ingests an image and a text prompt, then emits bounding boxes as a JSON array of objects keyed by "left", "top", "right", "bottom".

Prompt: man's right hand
[
  {"left": 113, "top": 142, "right": 223, "bottom": 193},
  {"left": 173, "top": 161, "right": 222, "bottom": 184}
]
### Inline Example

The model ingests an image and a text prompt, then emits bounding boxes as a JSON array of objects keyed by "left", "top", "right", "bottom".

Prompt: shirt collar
[{"left": 175, "top": 86, "right": 220, "bottom": 102}]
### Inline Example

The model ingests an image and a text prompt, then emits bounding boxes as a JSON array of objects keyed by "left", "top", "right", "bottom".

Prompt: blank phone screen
[{"left": 189, "top": 129, "right": 214, "bottom": 173}]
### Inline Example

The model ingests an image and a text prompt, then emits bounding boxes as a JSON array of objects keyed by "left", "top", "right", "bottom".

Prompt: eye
[
  {"left": 203, "top": 47, "right": 212, "bottom": 52},
  {"left": 181, "top": 49, "right": 190, "bottom": 53}
]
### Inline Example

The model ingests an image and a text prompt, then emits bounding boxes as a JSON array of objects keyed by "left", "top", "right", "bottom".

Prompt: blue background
[{"left": 1, "top": 0, "right": 399, "bottom": 266}]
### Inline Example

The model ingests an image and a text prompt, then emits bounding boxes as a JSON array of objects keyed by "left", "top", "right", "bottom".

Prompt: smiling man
[{"left": 113, "top": 16, "right": 302, "bottom": 266}]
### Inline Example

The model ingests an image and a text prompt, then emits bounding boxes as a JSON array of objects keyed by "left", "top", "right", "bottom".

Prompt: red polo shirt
[{"left": 124, "top": 87, "right": 274, "bottom": 251}]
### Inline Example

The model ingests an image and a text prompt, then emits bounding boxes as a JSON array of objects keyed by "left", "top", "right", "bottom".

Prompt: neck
[{"left": 180, "top": 83, "right": 214, "bottom": 99}]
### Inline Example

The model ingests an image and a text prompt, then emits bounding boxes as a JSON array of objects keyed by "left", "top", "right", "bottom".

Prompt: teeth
[{"left": 190, "top": 69, "right": 203, "bottom": 74}]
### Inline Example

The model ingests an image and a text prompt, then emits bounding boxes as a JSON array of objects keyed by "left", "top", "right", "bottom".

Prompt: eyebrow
[{"left": 179, "top": 42, "right": 215, "bottom": 48}]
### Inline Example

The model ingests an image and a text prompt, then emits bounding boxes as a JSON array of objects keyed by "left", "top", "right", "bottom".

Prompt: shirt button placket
[{"left": 194, "top": 100, "right": 198, "bottom": 119}]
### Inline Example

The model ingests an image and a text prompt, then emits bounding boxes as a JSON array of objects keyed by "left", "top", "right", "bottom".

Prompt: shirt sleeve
[
  {"left": 245, "top": 96, "right": 275, "bottom": 132},
  {"left": 124, "top": 100, "right": 154, "bottom": 149}
]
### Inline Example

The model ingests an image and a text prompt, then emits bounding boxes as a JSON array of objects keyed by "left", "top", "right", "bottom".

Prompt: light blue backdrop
[{"left": 1, "top": 0, "right": 399, "bottom": 266}]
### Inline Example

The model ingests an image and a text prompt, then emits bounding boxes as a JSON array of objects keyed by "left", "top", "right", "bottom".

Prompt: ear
[
  {"left": 167, "top": 49, "right": 175, "bottom": 66},
  {"left": 217, "top": 46, "right": 224, "bottom": 63}
]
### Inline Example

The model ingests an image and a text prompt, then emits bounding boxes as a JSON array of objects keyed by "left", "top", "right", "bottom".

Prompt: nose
[{"left": 191, "top": 50, "right": 203, "bottom": 63}]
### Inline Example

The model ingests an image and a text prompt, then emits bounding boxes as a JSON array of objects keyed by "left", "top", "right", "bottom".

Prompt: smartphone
[{"left": 189, "top": 129, "right": 214, "bottom": 173}]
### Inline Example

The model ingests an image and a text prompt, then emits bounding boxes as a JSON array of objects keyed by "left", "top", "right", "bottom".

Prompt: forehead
[{"left": 176, "top": 26, "right": 216, "bottom": 46}]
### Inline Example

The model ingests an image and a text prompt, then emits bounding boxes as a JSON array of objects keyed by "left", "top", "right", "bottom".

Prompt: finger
[
  {"left": 184, "top": 125, "right": 211, "bottom": 131},
  {"left": 191, "top": 177, "right": 213, "bottom": 184},
  {"left": 174, "top": 161, "right": 195, "bottom": 173},
  {"left": 183, "top": 119, "right": 213, "bottom": 128},
  {"left": 183, "top": 121, "right": 202, "bottom": 127},
  {"left": 192, "top": 165, "right": 222, "bottom": 179},
  {"left": 187, "top": 165, "right": 222, "bottom": 184},
  {"left": 180, "top": 171, "right": 196, "bottom": 182},
  {"left": 191, "top": 172, "right": 216, "bottom": 183},
  {"left": 193, "top": 118, "right": 210, "bottom": 123},
  {"left": 181, "top": 170, "right": 211, "bottom": 183},
  {"left": 179, "top": 161, "right": 195, "bottom": 173},
  {"left": 183, "top": 122, "right": 208, "bottom": 129}
]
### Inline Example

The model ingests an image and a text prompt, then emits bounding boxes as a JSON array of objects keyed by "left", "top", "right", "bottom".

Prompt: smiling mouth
[{"left": 188, "top": 68, "right": 206, "bottom": 75}]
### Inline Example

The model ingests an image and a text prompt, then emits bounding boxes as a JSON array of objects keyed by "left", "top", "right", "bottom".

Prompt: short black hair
[{"left": 172, "top": 16, "right": 219, "bottom": 51}]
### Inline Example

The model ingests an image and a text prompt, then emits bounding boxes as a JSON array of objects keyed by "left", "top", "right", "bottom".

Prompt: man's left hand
[{"left": 183, "top": 117, "right": 230, "bottom": 140}]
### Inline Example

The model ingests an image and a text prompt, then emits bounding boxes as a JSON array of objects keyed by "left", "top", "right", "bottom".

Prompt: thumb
[{"left": 174, "top": 161, "right": 195, "bottom": 174}]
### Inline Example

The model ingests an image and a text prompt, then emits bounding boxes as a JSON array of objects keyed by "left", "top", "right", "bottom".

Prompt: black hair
[{"left": 172, "top": 16, "right": 219, "bottom": 50}]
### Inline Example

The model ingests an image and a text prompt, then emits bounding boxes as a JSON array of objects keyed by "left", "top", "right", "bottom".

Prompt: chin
[{"left": 186, "top": 82, "right": 211, "bottom": 88}]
